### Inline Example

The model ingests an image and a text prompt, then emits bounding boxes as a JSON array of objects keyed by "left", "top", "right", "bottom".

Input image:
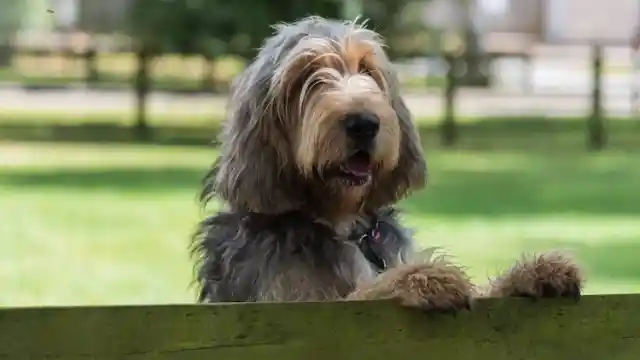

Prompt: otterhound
[{"left": 191, "top": 16, "right": 583, "bottom": 309}]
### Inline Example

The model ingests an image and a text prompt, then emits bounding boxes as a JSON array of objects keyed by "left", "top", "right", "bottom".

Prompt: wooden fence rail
[{"left": 1, "top": 294, "right": 639, "bottom": 359}]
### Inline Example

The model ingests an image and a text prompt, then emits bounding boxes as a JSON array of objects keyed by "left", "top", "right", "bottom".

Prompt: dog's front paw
[
  {"left": 389, "top": 261, "right": 474, "bottom": 313},
  {"left": 490, "top": 252, "right": 583, "bottom": 300}
]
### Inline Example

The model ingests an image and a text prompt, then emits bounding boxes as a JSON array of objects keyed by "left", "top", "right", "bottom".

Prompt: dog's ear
[
  {"left": 367, "top": 78, "right": 427, "bottom": 208},
  {"left": 207, "top": 60, "right": 302, "bottom": 214},
  {"left": 391, "top": 93, "right": 428, "bottom": 189}
]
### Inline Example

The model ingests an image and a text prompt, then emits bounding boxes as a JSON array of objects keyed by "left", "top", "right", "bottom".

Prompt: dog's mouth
[{"left": 326, "top": 151, "right": 373, "bottom": 186}]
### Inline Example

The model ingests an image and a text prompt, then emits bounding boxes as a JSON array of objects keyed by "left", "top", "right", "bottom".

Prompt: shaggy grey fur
[
  {"left": 191, "top": 16, "right": 427, "bottom": 302},
  {"left": 192, "top": 208, "right": 415, "bottom": 302}
]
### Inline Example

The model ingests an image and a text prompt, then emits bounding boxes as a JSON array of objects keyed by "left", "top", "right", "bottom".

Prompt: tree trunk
[
  {"left": 0, "top": 36, "right": 14, "bottom": 67},
  {"left": 201, "top": 54, "right": 215, "bottom": 92},
  {"left": 457, "top": 0, "right": 489, "bottom": 87},
  {"left": 588, "top": 43, "right": 605, "bottom": 150},
  {"left": 134, "top": 42, "right": 152, "bottom": 141},
  {"left": 441, "top": 54, "right": 458, "bottom": 146},
  {"left": 0, "top": 0, "right": 22, "bottom": 67},
  {"left": 84, "top": 47, "right": 99, "bottom": 84}
]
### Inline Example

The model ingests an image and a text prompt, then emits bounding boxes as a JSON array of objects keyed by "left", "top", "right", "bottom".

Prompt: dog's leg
[
  {"left": 347, "top": 257, "right": 474, "bottom": 312},
  {"left": 483, "top": 251, "right": 583, "bottom": 299}
]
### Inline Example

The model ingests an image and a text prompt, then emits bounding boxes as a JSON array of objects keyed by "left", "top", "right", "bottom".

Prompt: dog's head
[{"left": 209, "top": 16, "right": 426, "bottom": 217}]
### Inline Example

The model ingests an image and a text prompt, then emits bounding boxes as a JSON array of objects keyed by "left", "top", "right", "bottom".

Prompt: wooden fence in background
[
  {"left": 442, "top": 43, "right": 606, "bottom": 149},
  {"left": 1, "top": 294, "right": 638, "bottom": 359}
]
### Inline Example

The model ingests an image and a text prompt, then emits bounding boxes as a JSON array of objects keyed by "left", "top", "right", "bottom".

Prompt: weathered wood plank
[{"left": 1, "top": 295, "right": 639, "bottom": 359}]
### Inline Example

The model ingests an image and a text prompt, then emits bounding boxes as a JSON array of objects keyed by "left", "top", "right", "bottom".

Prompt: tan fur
[
  {"left": 347, "top": 251, "right": 583, "bottom": 310},
  {"left": 259, "top": 25, "right": 402, "bottom": 219},
  {"left": 348, "top": 257, "right": 474, "bottom": 311},
  {"left": 212, "top": 17, "right": 426, "bottom": 219},
  {"left": 484, "top": 252, "right": 583, "bottom": 299},
  {"left": 200, "top": 16, "right": 584, "bottom": 312},
  {"left": 278, "top": 40, "right": 401, "bottom": 179}
]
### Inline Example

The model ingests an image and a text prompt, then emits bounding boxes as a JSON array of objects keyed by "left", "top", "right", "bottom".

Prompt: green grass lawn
[{"left": 1, "top": 140, "right": 639, "bottom": 307}]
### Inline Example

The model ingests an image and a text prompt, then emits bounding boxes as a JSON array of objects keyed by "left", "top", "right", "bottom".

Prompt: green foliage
[
  {"left": 0, "top": 0, "right": 25, "bottom": 65},
  {"left": 0, "top": 0, "right": 25, "bottom": 32},
  {"left": 127, "top": 0, "right": 341, "bottom": 58},
  {"left": 125, "top": 0, "right": 434, "bottom": 60},
  {"left": 364, "top": 0, "right": 433, "bottom": 58}
]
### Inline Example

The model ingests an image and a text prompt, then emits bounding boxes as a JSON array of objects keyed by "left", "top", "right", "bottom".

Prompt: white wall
[
  {"left": 546, "top": 0, "right": 639, "bottom": 43},
  {"left": 51, "top": 0, "right": 79, "bottom": 28},
  {"left": 543, "top": 0, "right": 564, "bottom": 41},
  {"left": 477, "top": 0, "right": 542, "bottom": 34}
]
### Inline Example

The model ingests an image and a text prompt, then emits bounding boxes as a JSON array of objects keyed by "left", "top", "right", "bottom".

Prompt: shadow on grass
[
  {"left": 1, "top": 116, "right": 639, "bottom": 151},
  {"left": 0, "top": 69, "right": 230, "bottom": 94},
  {"left": 439, "top": 117, "right": 640, "bottom": 151},
  {"left": 0, "top": 167, "right": 205, "bottom": 193},
  {"left": 402, "top": 164, "right": 640, "bottom": 216},
  {"left": 0, "top": 123, "right": 220, "bottom": 147},
  {"left": 4, "top": 160, "right": 639, "bottom": 216}
]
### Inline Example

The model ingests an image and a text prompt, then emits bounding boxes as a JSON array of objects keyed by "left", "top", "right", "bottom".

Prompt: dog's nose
[{"left": 344, "top": 112, "right": 380, "bottom": 141}]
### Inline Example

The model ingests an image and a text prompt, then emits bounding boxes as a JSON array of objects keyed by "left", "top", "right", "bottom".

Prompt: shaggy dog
[{"left": 191, "top": 16, "right": 583, "bottom": 309}]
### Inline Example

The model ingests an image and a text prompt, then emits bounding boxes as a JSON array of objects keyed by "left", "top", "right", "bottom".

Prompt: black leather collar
[{"left": 351, "top": 218, "right": 387, "bottom": 273}]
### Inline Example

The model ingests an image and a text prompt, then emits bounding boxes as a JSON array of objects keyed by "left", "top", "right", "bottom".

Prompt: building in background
[
  {"left": 20, "top": 0, "right": 129, "bottom": 32},
  {"left": 51, "top": 0, "right": 79, "bottom": 30},
  {"left": 17, "top": 0, "right": 130, "bottom": 51},
  {"left": 425, "top": 0, "right": 639, "bottom": 48},
  {"left": 485, "top": 0, "right": 639, "bottom": 44}
]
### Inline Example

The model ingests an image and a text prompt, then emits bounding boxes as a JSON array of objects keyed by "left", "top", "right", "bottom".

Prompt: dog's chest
[
  {"left": 216, "top": 210, "right": 410, "bottom": 302},
  {"left": 337, "top": 240, "right": 381, "bottom": 289},
  {"left": 311, "top": 223, "right": 396, "bottom": 297}
]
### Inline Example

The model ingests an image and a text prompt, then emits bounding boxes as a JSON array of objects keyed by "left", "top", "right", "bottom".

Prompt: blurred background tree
[
  {"left": 0, "top": 0, "right": 618, "bottom": 148},
  {"left": 365, "top": 0, "right": 433, "bottom": 59},
  {"left": 457, "top": 0, "right": 489, "bottom": 86},
  {"left": 0, "top": 0, "right": 25, "bottom": 66}
]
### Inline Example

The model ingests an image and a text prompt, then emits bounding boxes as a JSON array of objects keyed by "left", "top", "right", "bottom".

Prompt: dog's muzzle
[{"left": 319, "top": 111, "right": 381, "bottom": 187}]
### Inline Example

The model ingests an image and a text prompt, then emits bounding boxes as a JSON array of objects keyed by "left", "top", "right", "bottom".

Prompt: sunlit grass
[{"left": 1, "top": 141, "right": 639, "bottom": 306}]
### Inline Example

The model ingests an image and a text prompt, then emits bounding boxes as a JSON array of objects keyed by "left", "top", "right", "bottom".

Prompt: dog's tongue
[{"left": 346, "top": 157, "right": 372, "bottom": 176}]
